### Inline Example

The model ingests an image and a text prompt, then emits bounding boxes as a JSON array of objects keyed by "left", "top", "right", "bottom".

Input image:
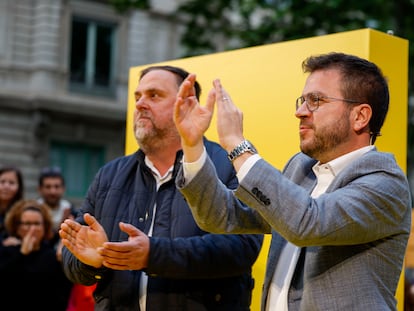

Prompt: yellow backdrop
[{"left": 126, "top": 28, "right": 409, "bottom": 310}]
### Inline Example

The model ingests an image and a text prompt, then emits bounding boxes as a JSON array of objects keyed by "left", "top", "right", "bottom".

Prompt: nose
[
  {"left": 135, "top": 98, "right": 143, "bottom": 108},
  {"left": 295, "top": 102, "right": 311, "bottom": 118},
  {"left": 135, "top": 96, "right": 149, "bottom": 109}
]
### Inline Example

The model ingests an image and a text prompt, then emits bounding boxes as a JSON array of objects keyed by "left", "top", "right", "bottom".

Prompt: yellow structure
[{"left": 126, "top": 28, "right": 409, "bottom": 310}]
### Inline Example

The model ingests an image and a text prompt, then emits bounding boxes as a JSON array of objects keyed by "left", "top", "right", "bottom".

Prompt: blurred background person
[
  {"left": 0, "top": 199, "right": 73, "bottom": 310},
  {"left": 37, "top": 166, "right": 77, "bottom": 243},
  {"left": 0, "top": 166, "right": 24, "bottom": 241}
]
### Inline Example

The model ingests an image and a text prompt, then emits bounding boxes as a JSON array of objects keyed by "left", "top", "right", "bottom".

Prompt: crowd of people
[
  {"left": 0, "top": 166, "right": 95, "bottom": 311},
  {"left": 1, "top": 52, "right": 412, "bottom": 311}
]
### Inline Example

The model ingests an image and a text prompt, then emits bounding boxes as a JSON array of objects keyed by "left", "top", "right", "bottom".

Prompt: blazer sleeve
[
  {"left": 178, "top": 149, "right": 411, "bottom": 247},
  {"left": 236, "top": 151, "right": 411, "bottom": 246},
  {"left": 176, "top": 151, "right": 272, "bottom": 234}
]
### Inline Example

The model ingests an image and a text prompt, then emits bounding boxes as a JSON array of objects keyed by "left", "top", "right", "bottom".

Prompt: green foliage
[
  {"left": 108, "top": 0, "right": 414, "bottom": 174},
  {"left": 176, "top": 0, "right": 414, "bottom": 174},
  {"left": 177, "top": 0, "right": 400, "bottom": 55}
]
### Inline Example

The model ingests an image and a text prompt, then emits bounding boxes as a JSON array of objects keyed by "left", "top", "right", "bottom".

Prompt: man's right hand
[
  {"left": 59, "top": 213, "right": 108, "bottom": 268},
  {"left": 174, "top": 73, "right": 214, "bottom": 162}
]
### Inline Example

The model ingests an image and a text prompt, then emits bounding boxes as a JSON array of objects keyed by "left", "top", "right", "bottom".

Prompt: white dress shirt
[{"left": 139, "top": 157, "right": 174, "bottom": 311}]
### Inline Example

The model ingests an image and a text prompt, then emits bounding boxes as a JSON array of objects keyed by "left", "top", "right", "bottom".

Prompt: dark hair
[
  {"left": 0, "top": 166, "right": 24, "bottom": 208},
  {"left": 140, "top": 65, "right": 202, "bottom": 100},
  {"left": 5, "top": 199, "right": 54, "bottom": 240},
  {"left": 38, "top": 166, "right": 65, "bottom": 187},
  {"left": 302, "top": 52, "right": 389, "bottom": 144}
]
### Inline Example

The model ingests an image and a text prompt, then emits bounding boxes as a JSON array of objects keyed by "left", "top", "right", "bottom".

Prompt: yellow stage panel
[{"left": 126, "top": 28, "right": 409, "bottom": 310}]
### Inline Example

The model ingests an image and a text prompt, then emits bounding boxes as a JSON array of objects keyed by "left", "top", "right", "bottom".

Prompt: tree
[
  {"left": 110, "top": 0, "right": 414, "bottom": 189},
  {"left": 177, "top": 0, "right": 414, "bottom": 193},
  {"left": 178, "top": 0, "right": 397, "bottom": 54}
]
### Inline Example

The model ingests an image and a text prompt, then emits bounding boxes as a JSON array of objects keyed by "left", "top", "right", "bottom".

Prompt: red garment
[{"left": 66, "top": 283, "right": 96, "bottom": 311}]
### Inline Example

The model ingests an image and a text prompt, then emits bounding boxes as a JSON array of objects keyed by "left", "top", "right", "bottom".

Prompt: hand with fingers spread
[
  {"left": 59, "top": 212, "right": 108, "bottom": 268},
  {"left": 98, "top": 222, "right": 149, "bottom": 271}
]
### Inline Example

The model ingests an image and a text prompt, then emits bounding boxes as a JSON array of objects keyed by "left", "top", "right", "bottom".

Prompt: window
[
  {"left": 69, "top": 17, "right": 117, "bottom": 97},
  {"left": 50, "top": 142, "right": 105, "bottom": 198}
]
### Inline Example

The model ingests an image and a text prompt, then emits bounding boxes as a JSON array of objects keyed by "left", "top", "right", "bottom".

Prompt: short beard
[
  {"left": 301, "top": 110, "right": 351, "bottom": 160},
  {"left": 134, "top": 122, "right": 179, "bottom": 155}
]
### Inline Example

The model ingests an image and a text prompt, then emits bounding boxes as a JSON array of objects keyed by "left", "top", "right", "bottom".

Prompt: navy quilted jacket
[{"left": 62, "top": 138, "right": 263, "bottom": 311}]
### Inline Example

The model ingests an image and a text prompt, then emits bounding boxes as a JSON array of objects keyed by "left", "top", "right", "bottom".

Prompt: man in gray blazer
[{"left": 173, "top": 52, "right": 412, "bottom": 310}]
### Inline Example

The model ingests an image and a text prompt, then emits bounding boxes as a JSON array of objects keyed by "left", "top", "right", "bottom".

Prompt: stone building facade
[
  {"left": 2, "top": 0, "right": 413, "bottom": 207},
  {"left": 0, "top": 0, "right": 184, "bottom": 204}
]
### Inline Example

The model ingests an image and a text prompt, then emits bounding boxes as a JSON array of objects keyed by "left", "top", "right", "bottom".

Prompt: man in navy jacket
[{"left": 60, "top": 65, "right": 263, "bottom": 311}]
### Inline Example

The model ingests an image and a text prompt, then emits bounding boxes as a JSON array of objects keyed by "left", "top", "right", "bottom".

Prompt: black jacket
[
  {"left": 0, "top": 241, "right": 73, "bottom": 310},
  {"left": 62, "top": 138, "right": 263, "bottom": 311}
]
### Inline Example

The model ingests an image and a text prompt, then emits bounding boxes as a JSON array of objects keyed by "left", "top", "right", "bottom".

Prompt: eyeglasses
[
  {"left": 296, "top": 93, "right": 361, "bottom": 112},
  {"left": 19, "top": 221, "right": 43, "bottom": 228}
]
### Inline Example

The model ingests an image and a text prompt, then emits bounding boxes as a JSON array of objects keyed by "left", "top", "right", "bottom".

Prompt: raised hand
[
  {"left": 212, "top": 79, "right": 245, "bottom": 153},
  {"left": 59, "top": 213, "right": 108, "bottom": 268},
  {"left": 20, "top": 227, "right": 39, "bottom": 255},
  {"left": 98, "top": 222, "right": 150, "bottom": 271},
  {"left": 174, "top": 73, "right": 215, "bottom": 162}
]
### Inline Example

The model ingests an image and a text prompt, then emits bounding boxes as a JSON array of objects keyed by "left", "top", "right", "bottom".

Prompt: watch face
[{"left": 246, "top": 141, "right": 257, "bottom": 153}]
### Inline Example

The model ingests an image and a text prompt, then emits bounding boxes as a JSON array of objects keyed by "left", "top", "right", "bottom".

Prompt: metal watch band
[{"left": 227, "top": 140, "right": 257, "bottom": 162}]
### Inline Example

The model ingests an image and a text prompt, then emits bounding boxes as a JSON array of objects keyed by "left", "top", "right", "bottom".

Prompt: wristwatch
[{"left": 227, "top": 140, "right": 257, "bottom": 162}]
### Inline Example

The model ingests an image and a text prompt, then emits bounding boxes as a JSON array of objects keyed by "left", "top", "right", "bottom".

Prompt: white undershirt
[
  {"left": 265, "top": 164, "right": 331, "bottom": 311},
  {"left": 139, "top": 157, "right": 173, "bottom": 311}
]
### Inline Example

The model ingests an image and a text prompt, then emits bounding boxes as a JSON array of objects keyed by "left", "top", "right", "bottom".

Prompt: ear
[{"left": 351, "top": 104, "right": 372, "bottom": 132}]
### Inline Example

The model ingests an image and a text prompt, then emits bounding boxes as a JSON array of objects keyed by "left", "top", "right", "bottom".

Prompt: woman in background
[
  {"left": 0, "top": 199, "right": 73, "bottom": 310},
  {"left": 0, "top": 166, "right": 24, "bottom": 240}
]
